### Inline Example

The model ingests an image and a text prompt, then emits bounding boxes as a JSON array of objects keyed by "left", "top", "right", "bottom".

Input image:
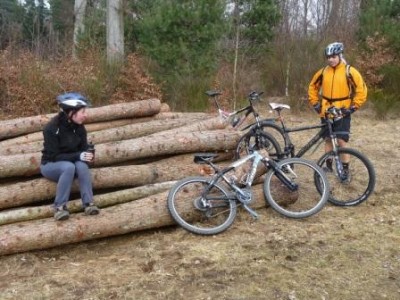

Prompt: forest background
[
  {"left": 1, "top": 2, "right": 400, "bottom": 298},
  {"left": 0, "top": 0, "right": 399, "bottom": 120}
]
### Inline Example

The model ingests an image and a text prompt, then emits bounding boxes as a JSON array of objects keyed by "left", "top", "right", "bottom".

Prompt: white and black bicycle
[{"left": 167, "top": 149, "right": 330, "bottom": 235}]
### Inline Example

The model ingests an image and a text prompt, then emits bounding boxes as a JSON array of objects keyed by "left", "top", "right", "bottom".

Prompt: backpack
[{"left": 316, "top": 64, "right": 356, "bottom": 101}]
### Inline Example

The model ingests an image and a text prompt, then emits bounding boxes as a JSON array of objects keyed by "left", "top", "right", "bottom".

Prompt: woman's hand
[{"left": 80, "top": 152, "right": 94, "bottom": 162}]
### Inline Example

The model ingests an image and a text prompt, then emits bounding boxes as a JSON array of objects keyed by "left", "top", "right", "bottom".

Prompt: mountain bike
[
  {"left": 167, "top": 150, "right": 330, "bottom": 235},
  {"left": 257, "top": 103, "right": 376, "bottom": 206},
  {"left": 206, "top": 90, "right": 282, "bottom": 160}
]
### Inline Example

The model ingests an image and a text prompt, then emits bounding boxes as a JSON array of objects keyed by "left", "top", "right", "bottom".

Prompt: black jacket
[{"left": 41, "top": 112, "right": 89, "bottom": 164}]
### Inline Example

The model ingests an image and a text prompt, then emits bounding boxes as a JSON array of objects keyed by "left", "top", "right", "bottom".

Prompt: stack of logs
[{"left": 0, "top": 98, "right": 277, "bottom": 256}]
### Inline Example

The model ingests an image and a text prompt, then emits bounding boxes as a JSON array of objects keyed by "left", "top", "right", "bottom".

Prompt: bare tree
[
  {"left": 271, "top": 0, "right": 362, "bottom": 98},
  {"left": 232, "top": 0, "right": 240, "bottom": 109},
  {"left": 106, "top": 0, "right": 124, "bottom": 64},
  {"left": 73, "top": 0, "right": 87, "bottom": 59}
]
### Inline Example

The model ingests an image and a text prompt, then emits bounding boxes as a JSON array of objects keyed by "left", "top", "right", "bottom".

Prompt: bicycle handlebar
[
  {"left": 248, "top": 91, "right": 264, "bottom": 101},
  {"left": 325, "top": 106, "right": 346, "bottom": 121}
]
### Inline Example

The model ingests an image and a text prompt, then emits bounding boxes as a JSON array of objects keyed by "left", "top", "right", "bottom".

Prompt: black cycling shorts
[{"left": 321, "top": 115, "right": 351, "bottom": 142}]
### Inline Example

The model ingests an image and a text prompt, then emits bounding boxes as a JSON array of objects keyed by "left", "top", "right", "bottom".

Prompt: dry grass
[{"left": 0, "top": 109, "right": 399, "bottom": 300}]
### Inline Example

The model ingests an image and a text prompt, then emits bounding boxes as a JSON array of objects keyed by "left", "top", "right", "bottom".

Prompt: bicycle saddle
[
  {"left": 193, "top": 153, "right": 218, "bottom": 164},
  {"left": 205, "top": 90, "right": 222, "bottom": 97},
  {"left": 269, "top": 102, "right": 291, "bottom": 111}
]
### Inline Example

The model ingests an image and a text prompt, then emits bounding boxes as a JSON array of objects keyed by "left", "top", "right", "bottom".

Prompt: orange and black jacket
[{"left": 308, "top": 61, "right": 368, "bottom": 117}]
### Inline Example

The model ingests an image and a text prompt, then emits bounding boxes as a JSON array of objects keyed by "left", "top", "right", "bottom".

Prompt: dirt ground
[{"left": 1, "top": 108, "right": 399, "bottom": 300}]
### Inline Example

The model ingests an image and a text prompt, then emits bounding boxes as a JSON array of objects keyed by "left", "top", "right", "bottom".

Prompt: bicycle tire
[
  {"left": 263, "top": 158, "right": 330, "bottom": 218},
  {"left": 235, "top": 130, "right": 282, "bottom": 160},
  {"left": 167, "top": 176, "right": 237, "bottom": 235},
  {"left": 316, "top": 147, "right": 376, "bottom": 206}
]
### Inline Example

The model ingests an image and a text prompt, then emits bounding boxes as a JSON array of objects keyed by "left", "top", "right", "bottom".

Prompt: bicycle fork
[
  {"left": 330, "top": 140, "right": 348, "bottom": 182},
  {"left": 266, "top": 159, "right": 299, "bottom": 192}
]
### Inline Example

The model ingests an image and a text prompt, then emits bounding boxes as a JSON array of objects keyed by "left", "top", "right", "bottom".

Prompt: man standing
[{"left": 308, "top": 42, "right": 368, "bottom": 180}]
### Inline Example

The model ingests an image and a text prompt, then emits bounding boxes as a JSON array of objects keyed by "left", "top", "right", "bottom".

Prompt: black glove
[
  {"left": 350, "top": 105, "right": 357, "bottom": 114},
  {"left": 313, "top": 103, "right": 321, "bottom": 114},
  {"left": 341, "top": 106, "right": 357, "bottom": 116}
]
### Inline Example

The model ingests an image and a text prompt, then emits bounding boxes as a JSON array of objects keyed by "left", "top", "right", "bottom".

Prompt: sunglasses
[{"left": 326, "top": 55, "right": 338, "bottom": 59}]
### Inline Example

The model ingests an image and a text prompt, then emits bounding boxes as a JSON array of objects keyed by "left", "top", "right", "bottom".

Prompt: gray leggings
[{"left": 40, "top": 161, "right": 93, "bottom": 208}]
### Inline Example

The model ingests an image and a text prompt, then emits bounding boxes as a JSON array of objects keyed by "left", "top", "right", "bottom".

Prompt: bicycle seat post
[{"left": 205, "top": 90, "right": 223, "bottom": 111}]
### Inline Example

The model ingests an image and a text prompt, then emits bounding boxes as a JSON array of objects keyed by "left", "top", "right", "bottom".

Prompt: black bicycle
[
  {"left": 255, "top": 103, "right": 375, "bottom": 207},
  {"left": 206, "top": 90, "right": 282, "bottom": 160}
]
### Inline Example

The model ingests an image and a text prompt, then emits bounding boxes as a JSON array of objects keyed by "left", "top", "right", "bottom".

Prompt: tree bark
[
  {"left": 73, "top": 0, "right": 87, "bottom": 59},
  {"left": 0, "top": 111, "right": 210, "bottom": 148},
  {"left": 0, "top": 152, "right": 234, "bottom": 210},
  {"left": 0, "top": 98, "right": 161, "bottom": 140},
  {"left": 0, "top": 181, "right": 176, "bottom": 226},
  {"left": 107, "top": 0, "right": 124, "bottom": 64},
  {"left": 94, "top": 129, "right": 238, "bottom": 166},
  {"left": 160, "top": 102, "right": 170, "bottom": 112},
  {"left": 0, "top": 184, "right": 269, "bottom": 256},
  {"left": 0, "top": 115, "right": 212, "bottom": 155},
  {"left": 0, "top": 124, "right": 239, "bottom": 179}
]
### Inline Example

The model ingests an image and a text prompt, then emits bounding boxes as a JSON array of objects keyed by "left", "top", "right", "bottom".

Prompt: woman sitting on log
[{"left": 40, "top": 92, "right": 100, "bottom": 221}]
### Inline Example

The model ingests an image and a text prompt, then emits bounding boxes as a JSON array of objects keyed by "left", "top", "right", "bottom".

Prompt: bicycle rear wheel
[
  {"left": 263, "top": 158, "right": 330, "bottom": 218},
  {"left": 167, "top": 176, "right": 237, "bottom": 235},
  {"left": 235, "top": 130, "right": 282, "bottom": 159},
  {"left": 317, "top": 148, "right": 376, "bottom": 206},
  {"left": 259, "top": 121, "right": 288, "bottom": 159}
]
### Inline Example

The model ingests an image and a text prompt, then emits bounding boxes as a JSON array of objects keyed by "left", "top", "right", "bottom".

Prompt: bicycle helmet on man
[
  {"left": 56, "top": 92, "right": 91, "bottom": 113},
  {"left": 325, "top": 42, "right": 344, "bottom": 57}
]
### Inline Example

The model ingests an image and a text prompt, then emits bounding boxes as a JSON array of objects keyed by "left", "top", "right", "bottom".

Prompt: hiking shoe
[
  {"left": 341, "top": 169, "right": 351, "bottom": 184},
  {"left": 54, "top": 207, "right": 70, "bottom": 221},
  {"left": 323, "top": 159, "right": 333, "bottom": 173},
  {"left": 84, "top": 203, "right": 100, "bottom": 215}
]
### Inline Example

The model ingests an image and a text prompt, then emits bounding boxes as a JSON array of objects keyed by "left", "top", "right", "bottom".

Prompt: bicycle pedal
[{"left": 243, "top": 205, "right": 259, "bottom": 220}]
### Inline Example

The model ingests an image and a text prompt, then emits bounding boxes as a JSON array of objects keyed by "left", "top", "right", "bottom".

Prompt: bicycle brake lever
[
  {"left": 248, "top": 91, "right": 260, "bottom": 100},
  {"left": 333, "top": 116, "right": 343, "bottom": 122}
]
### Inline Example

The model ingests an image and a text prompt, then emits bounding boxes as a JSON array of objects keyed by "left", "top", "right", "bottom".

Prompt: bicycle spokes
[
  {"left": 167, "top": 177, "right": 237, "bottom": 235},
  {"left": 318, "top": 148, "right": 375, "bottom": 206},
  {"left": 264, "top": 158, "right": 329, "bottom": 218}
]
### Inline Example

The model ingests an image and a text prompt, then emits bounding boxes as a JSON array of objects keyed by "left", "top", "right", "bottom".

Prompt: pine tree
[{"left": 0, "top": 0, "right": 24, "bottom": 49}]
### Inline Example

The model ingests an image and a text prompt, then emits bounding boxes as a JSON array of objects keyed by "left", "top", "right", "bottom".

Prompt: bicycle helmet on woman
[
  {"left": 325, "top": 42, "right": 344, "bottom": 57},
  {"left": 56, "top": 92, "right": 91, "bottom": 113}
]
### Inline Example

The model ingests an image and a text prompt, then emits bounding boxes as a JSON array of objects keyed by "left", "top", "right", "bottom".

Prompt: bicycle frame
[
  {"left": 206, "top": 90, "right": 264, "bottom": 130},
  {"left": 205, "top": 150, "right": 265, "bottom": 194},
  {"left": 285, "top": 123, "right": 328, "bottom": 158},
  {"left": 194, "top": 151, "right": 264, "bottom": 218},
  {"left": 265, "top": 104, "right": 351, "bottom": 182},
  {"left": 201, "top": 149, "right": 297, "bottom": 204},
  {"left": 267, "top": 106, "right": 343, "bottom": 159}
]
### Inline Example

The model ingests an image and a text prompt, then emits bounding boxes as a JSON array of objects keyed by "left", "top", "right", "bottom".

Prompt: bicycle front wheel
[
  {"left": 263, "top": 158, "right": 330, "bottom": 218},
  {"left": 235, "top": 130, "right": 282, "bottom": 159},
  {"left": 167, "top": 176, "right": 237, "bottom": 235},
  {"left": 317, "top": 148, "right": 376, "bottom": 206}
]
